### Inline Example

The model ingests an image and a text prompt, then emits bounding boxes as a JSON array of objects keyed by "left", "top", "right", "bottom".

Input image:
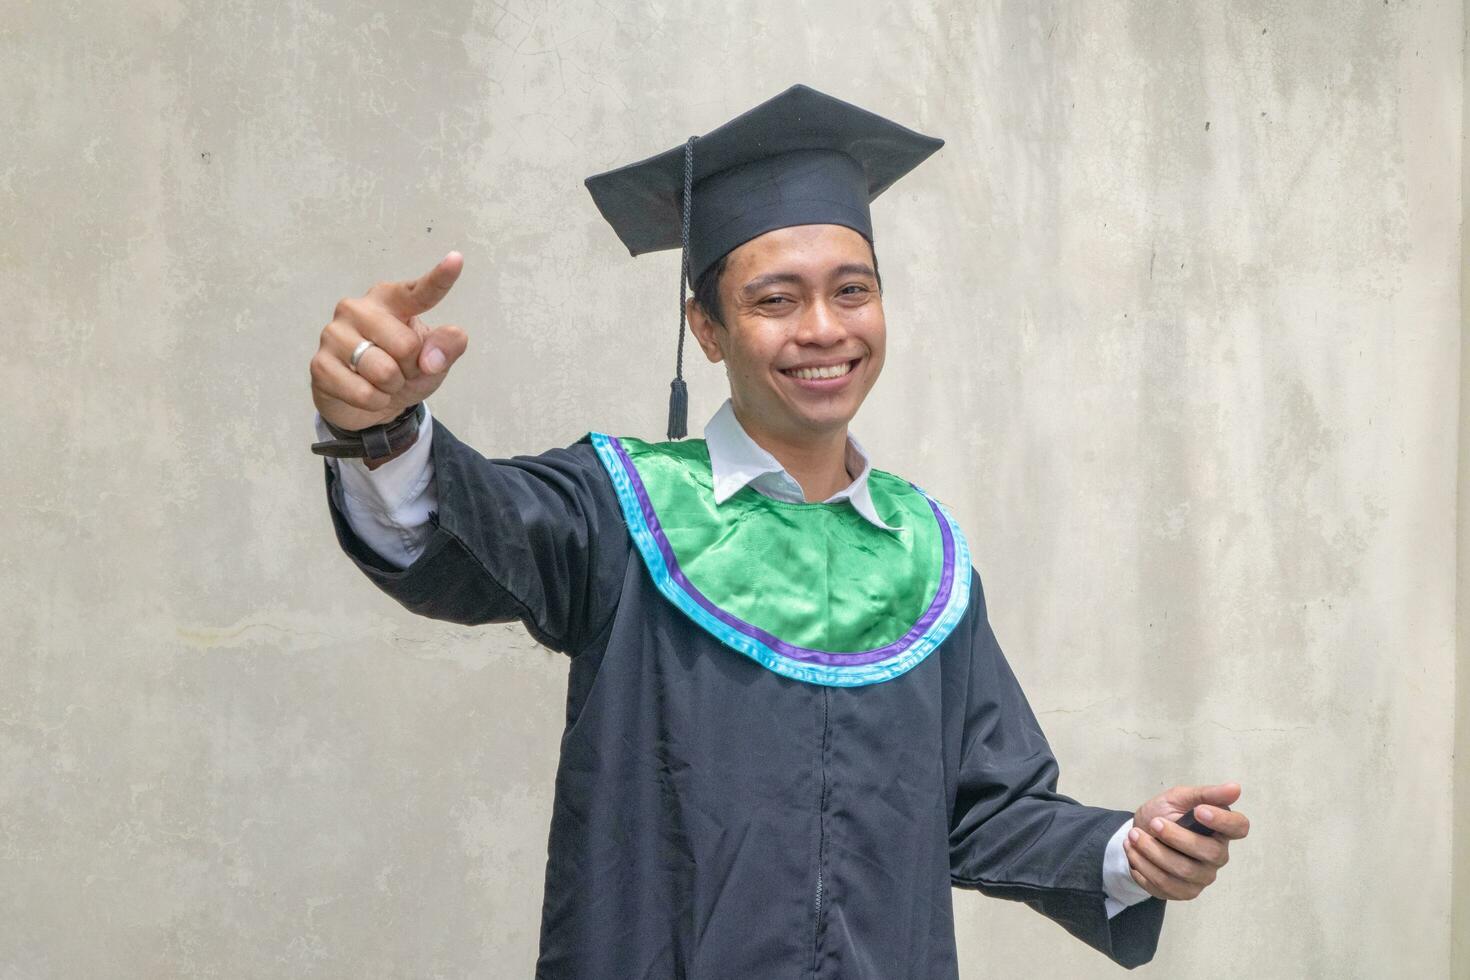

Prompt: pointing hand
[{"left": 310, "top": 251, "right": 468, "bottom": 432}]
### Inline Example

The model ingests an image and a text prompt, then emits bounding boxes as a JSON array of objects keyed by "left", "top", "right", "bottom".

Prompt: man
[{"left": 309, "top": 86, "right": 1249, "bottom": 977}]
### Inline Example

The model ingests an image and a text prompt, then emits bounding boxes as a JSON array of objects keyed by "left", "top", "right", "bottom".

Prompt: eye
[
  {"left": 839, "top": 284, "right": 871, "bottom": 297},
  {"left": 760, "top": 295, "right": 793, "bottom": 306}
]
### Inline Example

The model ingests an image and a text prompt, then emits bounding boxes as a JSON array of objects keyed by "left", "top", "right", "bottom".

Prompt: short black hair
[{"left": 691, "top": 240, "right": 882, "bottom": 327}]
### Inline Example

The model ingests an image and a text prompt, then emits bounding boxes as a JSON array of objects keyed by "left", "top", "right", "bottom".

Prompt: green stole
[{"left": 588, "top": 433, "right": 971, "bottom": 687}]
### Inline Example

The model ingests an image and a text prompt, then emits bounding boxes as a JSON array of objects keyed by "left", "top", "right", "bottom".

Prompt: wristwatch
[{"left": 311, "top": 402, "right": 425, "bottom": 462}]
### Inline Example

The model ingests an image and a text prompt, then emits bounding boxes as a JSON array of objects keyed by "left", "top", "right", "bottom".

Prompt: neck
[{"left": 733, "top": 407, "right": 852, "bottom": 502}]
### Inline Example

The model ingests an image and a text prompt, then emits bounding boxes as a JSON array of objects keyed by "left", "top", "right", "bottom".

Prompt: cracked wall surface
[{"left": 3, "top": 1, "right": 1462, "bottom": 976}]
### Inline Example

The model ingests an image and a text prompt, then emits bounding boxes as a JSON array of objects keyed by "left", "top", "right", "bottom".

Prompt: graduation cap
[{"left": 584, "top": 83, "right": 944, "bottom": 439}]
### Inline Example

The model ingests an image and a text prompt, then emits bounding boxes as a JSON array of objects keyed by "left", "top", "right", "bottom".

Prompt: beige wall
[
  {"left": 3, "top": 1, "right": 1462, "bottom": 976},
  {"left": 1455, "top": 6, "right": 1470, "bottom": 977}
]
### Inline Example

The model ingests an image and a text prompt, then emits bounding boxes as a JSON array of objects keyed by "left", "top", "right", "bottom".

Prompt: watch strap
[{"left": 311, "top": 402, "right": 425, "bottom": 462}]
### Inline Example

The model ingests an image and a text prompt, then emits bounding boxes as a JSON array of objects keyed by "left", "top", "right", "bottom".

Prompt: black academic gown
[{"left": 322, "top": 416, "right": 1167, "bottom": 978}]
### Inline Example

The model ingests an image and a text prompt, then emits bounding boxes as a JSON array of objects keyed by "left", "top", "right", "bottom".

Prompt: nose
[{"left": 795, "top": 297, "right": 848, "bottom": 347}]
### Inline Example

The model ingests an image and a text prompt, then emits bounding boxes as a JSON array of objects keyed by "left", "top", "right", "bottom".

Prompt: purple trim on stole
[{"left": 608, "top": 436, "right": 957, "bottom": 666}]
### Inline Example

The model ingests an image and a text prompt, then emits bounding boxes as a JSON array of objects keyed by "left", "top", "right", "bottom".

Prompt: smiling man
[
  {"left": 309, "top": 85, "right": 1249, "bottom": 978},
  {"left": 686, "top": 223, "right": 885, "bottom": 502}
]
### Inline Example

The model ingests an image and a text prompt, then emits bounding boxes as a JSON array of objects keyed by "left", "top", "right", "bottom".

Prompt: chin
[{"left": 787, "top": 397, "right": 864, "bottom": 434}]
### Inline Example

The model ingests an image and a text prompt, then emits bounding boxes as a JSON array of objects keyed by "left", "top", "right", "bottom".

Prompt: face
[{"left": 686, "top": 223, "right": 885, "bottom": 448}]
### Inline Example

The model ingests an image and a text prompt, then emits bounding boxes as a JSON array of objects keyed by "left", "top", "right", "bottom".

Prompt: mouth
[{"left": 778, "top": 358, "right": 859, "bottom": 382}]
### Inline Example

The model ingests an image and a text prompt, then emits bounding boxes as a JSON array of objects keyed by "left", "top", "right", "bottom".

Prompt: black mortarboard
[{"left": 584, "top": 83, "right": 944, "bottom": 439}]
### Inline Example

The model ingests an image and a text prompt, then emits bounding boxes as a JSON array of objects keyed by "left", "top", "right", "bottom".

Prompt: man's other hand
[
  {"left": 1123, "top": 782, "right": 1249, "bottom": 902},
  {"left": 311, "top": 251, "right": 469, "bottom": 432}
]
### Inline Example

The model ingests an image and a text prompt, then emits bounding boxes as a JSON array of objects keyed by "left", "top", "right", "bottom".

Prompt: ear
[{"left": 686, "top": 297, "right": 726, "bottom": 365}]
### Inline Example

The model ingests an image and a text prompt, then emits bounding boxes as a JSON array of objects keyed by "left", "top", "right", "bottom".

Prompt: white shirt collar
[{"left": 703, "top": 399, "right": 899, "bottom": 532}]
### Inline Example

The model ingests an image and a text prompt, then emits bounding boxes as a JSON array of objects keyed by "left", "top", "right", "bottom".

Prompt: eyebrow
[{"left": 738, "top": 263, "right": 878, "bottom": 298}]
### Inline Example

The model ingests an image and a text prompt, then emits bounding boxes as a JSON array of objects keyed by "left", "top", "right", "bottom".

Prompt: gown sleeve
[
  {"left": 948, "top": 571, "right": 1166, "bottom": 969},
  {"left": 321, "top": 414, "right": 630, "bottom": 655}
]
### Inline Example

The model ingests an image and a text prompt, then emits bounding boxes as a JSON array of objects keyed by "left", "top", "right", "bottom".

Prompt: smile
[{"left": 780, "top": 360, "right": 857, "bottom": 381}]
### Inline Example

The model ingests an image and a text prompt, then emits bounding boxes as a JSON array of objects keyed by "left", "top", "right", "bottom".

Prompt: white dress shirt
[
  {"left": 703, "top": 399, "right": 899, "bottom": 531},
  {"left": 313, "top": 400, "right": 1151, "bottom": 918}
]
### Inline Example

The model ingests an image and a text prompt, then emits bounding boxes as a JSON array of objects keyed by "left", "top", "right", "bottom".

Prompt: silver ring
[{"left": 349, "top": 339, "right": 376, "bottom": 372}]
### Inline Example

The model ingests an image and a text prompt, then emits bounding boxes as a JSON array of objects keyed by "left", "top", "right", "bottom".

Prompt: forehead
[{"left": 723, "top": 224, "right": 873, "bottom": 279}]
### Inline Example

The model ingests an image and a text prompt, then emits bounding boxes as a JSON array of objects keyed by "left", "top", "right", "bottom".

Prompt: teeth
[{"left": 785, "top": 362, "right": 853, "bottom": 381}]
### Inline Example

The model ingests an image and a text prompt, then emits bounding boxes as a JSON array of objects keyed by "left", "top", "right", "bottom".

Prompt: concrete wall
[
  {"left": 1455, "top": 7, "right": 1470, "bottom": 977},
  {"left": 3, "top": 1, "right": 1462, "bottom": 976}
]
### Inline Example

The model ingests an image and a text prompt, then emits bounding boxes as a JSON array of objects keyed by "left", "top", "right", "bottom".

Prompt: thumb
[
  {"left": 418, "top": 323, "right": 468, "bottom": 375},
  {"left": 1170, "top": 782, "right": 1242, "bottom": 812}
]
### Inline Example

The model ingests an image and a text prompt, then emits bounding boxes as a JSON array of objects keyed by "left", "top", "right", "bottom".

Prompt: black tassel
[
  {"left": 666, "top": 135, "right": 697, "bottom": 441},
  {"left": 666, "top": 377, "right": 688, "bottom": 441}
]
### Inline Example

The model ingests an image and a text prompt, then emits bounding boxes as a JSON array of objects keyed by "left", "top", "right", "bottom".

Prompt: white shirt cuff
[
  {"left": 314, "top": 403, "right": 438, "bottom": 569},
  {"left": 1102, "top": 816, "right": 1152, "bottom": 919}
]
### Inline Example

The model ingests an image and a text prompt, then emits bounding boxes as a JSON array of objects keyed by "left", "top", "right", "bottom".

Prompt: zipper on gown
[{"left": 811, "top": 686, "right": 831, "bottom": 974}]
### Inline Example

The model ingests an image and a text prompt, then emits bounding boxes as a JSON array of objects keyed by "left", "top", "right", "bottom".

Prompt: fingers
[
  {"left": 1198, "top": 782, "right": 1243, "bottom": 807},
  {"left": 331, "top": 296, "right": 422, "bottom": 382},
  {"left": 417, "top": 322, "right": 468, "bottom": 375},
  {"left": 1125, "top": 827, "right": 1214, "bottom": 900},
  {"left": 1124, "top": 834, "right": 1196, "bottom": 901},
  {"left": 322, "top": 317, "right": 407, "bottom": 394},
  {"left": 1122, "top": 834, "right": 1169, "bottom": 901},
  {"left": 373, "top": 250, "right": 463, "bottom": 321},
  {"left": 1130, "top": 825, "right": 1210, "bottom": 881},
  {"left": 311, "top": 254, "right": 466, "bottom": 432},
  {"left": 1197, "top": 804, "right": 1251, "bottom": 841},
  {"left": 1170, "top": 782, "right": 1243, "bottom": 810},
  {"left": 309, "top": 346, "right": 393, "bottom": 416},
  {"left": 1147, "top": 813, "right": 1231, "bottom": 867}
]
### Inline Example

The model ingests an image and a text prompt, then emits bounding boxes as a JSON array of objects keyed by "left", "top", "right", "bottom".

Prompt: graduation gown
[{"left": 322, "top": 415, "right": 1166, "bottom": 978}]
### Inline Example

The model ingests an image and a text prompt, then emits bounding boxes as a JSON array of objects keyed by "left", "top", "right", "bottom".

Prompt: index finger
[
  {"left": 377, "top": 251, "right": 463, "bottom": 320},
  {"left": 1196, "top": 805, "right": 1250, "bottom": 840},
  {"left": 1148, "top": 814, "right": 1230, "bottom": 866}
]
